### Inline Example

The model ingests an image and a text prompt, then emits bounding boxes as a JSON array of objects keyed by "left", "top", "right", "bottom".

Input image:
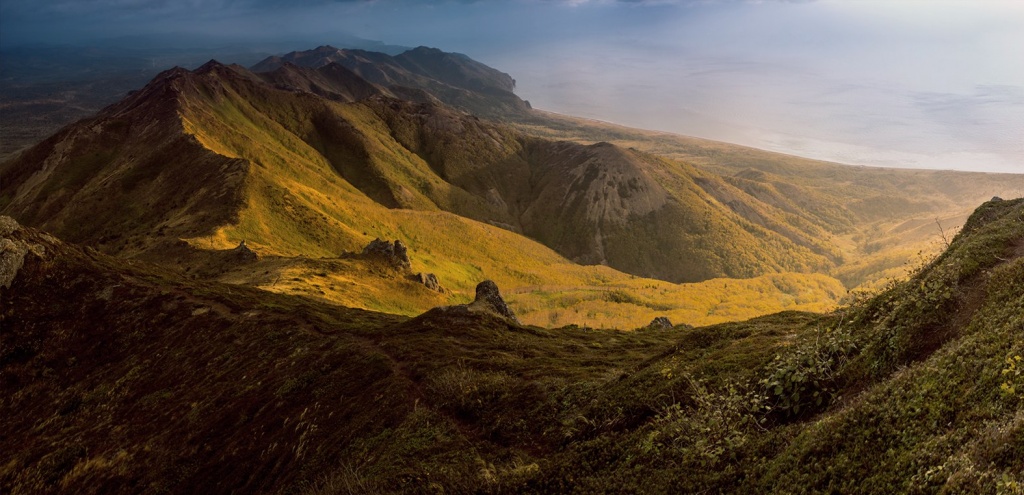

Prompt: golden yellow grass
[{"left": 172, "top": 74, "right": 990, "bottom": 329}]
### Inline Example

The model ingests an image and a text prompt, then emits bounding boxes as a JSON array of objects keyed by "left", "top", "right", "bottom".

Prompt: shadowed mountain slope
[
  {"left": 3, "top": 197, "right": 1021, "bottom": 493},
  {"left": 256, "top": 62, "right": 385, "bottom": 103},
  {"left": 251, "top": 45, "right": 530, "bottom": 119},
  {"left": 0, "top": 216, "right": 682, "bottom": 493}
]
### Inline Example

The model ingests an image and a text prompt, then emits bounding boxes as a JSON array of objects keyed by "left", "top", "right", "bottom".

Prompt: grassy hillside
[
  {"left": 10, "top": 60, "right": 825, "bottom": 287},
  {"left": 0, "top": 68, "right": 249, "bottom": 256},
  {"left": 0, "top": 61, "right": 855, "bottom": 328},
  {"left": 3, "top": 54, "right": 1019, "bottom": 332},
  {"left": 514, "top": 111, "right": 1024, "bottom": 290},
  {"left": 3, "top": 44, "right": 1022, "bottom": 495},
  {"left": 3, "top": 198, "right": 1021, "bottom": 494},
  {"left": 511, "top": 197, "right": 1024, "bottom": 493}
]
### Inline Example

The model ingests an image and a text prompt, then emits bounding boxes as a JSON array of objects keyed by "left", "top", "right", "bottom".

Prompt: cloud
[
  {"left": 0, "top": 0, "right": 1018, "bottom": 174},
  {"left": 0, "top": 0, "right": 374, "bottom": 18},
  {"left": 556, "top": 0, "right": 814, "bottom": 5},
  {"left": 0, "top": 0, "right": 811, "bottom": 16}
]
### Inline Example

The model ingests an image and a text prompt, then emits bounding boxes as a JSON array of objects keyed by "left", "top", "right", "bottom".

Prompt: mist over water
[
  {"left": 471, "top": 2, "right": 1024, "bottom": 174},
  {"left": 2, "top": 0, "right": 1022, "bottom": 174}
]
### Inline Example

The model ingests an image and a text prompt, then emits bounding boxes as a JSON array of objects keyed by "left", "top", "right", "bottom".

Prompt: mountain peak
[
  {"left": 406, "top": 46, "right": 443, "bottom": 55},
  {"left": 402, "top": 45, "right": 470, "bottom": 61},
  {"left": 195, "top": 59, "right": 226, "bottom": 73},
  {"left": 153, "top": 65, "right": 192, "bottom": 81}
]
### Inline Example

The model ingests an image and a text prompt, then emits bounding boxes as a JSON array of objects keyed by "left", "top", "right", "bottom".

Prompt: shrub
[{"left": 754, "top": 322, "right": 857, "bottom": 421}]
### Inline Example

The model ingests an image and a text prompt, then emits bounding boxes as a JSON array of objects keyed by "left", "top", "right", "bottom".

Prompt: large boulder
[
  {"left": 415, "top": 279, "right": 518, "bottom": 324},
  {"left": 647, "top": 316, "right": 673, "bottom": 330},
  {"left": 468, "top": 280, "right": 518, "bottom": 323},
  {"left": 637, "top": 316, "right": 692, "bottom": 332},
  {"left": 416, "top": 272, "right": 443, "bottom": 293}
]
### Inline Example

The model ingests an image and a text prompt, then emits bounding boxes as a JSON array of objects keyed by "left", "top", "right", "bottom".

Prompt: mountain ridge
[
  {"left": 251, "top": 45, "right": 529, "bottom": 119},
  {"left": 1, "top": 58, "right": 839, "bottom": 286},
  {"left": 2, "top": 46, "right": 1020, "bottom": 329}
]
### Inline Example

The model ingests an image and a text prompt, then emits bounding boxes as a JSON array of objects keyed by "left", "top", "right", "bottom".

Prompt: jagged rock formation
[
  {"left": 361, "top": 238, "right": 411, "bottom": 269},
  {"left": 468, "top": 280, "right": 518, "bottom": 323}
]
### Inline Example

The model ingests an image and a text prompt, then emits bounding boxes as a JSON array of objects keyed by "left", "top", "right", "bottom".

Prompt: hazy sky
[{"left": 2, "top": 0, "right": 1022, "bottom": 173}]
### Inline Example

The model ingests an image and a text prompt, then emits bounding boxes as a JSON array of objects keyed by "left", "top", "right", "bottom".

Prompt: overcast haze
[{"left": 2, "top": 0, "right": 1022, "bottom": 173}]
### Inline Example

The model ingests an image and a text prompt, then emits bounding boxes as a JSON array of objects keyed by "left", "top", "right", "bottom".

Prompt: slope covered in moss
[{"left": 3, "top": 198, "right": 1022, "bottom": 494}]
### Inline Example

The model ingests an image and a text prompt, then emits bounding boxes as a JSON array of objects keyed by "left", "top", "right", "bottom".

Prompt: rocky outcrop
[
  {"left": 643, "top": 317, "right": 675, "bottom": 334},
  {"left": 636, "top": 316, "right": 690, "bottom": 332},
  {"left": 415, "top": 272, "right": 443, "bottom": 293},
  {"left": 419, "top": 279, "right": 518, "bottom": 323},
  {"left": 647, "top": 316, "right": 673, "bottom": 330},
  {"left": 0, "top": 216, "right": 49, "bottom": 290},
  {"left": 468, "top": 280, "right": 518, "bottom": 323},
  {"left": 232, "top": 240, "right": 258, "bottom": 262},
  {"left": 361, "top": 238, "right": 410, "bottom": 269}
]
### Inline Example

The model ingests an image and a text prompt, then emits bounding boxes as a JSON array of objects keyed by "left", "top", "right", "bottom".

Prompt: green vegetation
[
  {"left": 513, "top": 110, "right": 1021, "bottom": 293},
  {"left": 3, "top": 47, "right": 1022, "bottom": 494},
  {"left": 507, "top": 272, "right": 844, "bottom": 329},
  {"left": 3, "top": 198, "right": 1022, "bottom": 494},
  {"left": 4, "top": 61, "right": 1019, "bottom": 331}
]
